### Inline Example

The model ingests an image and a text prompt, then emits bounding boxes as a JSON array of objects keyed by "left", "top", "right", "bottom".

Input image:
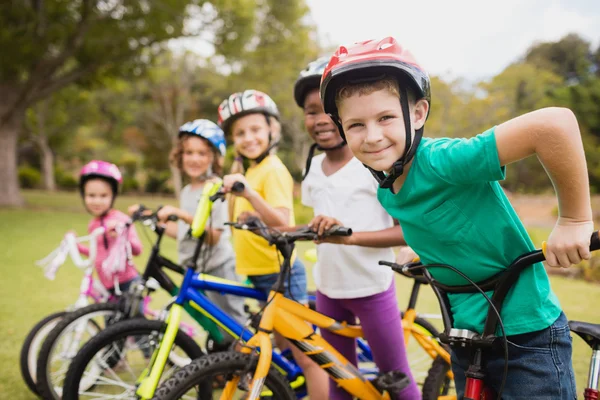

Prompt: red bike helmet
[{"left": 320, "top": 37, "right": 431, "bottom": 190}]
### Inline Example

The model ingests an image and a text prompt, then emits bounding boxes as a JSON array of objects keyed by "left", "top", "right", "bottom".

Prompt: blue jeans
[
  {"left": 451, "top": 312, "right": 577, "bottom": 399},
  {"left": 248, "top": 258, "right": 308, "bottom": 304}
]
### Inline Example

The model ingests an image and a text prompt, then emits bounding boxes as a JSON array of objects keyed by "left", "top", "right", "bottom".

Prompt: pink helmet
[{"left": 79, "top": 160, "right": 123, "bottom": 196}]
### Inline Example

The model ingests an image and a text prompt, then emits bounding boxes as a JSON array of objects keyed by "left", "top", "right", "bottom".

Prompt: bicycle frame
[
  {"left": 135, "top": 267, "right": 312, "bottom": 399},
  {"left": 417, "top": 232, "right": 600, "bottom": 400},
  {"left": 36, "top": 228, "right": 112, "bottom": 309},
  {"left": 135, "top": 181, "right": 308, "bottom": 399}
]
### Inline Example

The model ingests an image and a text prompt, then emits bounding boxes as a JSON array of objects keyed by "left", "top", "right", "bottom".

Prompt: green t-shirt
[{"left": 378, "top": 127, "right": 562, "bottom": 335}]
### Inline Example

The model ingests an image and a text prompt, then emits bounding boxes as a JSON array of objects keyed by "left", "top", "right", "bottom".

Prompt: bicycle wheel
[
  {"left": 406, "top": 317, "right": 453, "bottom": 397},
  {"left": 20, "top": 311, "right": 67, "bottom": 395},
  {"left": 153, "top": 351, "right": 295, "bottom": 400},
  {"left": 422, "top": 356, "right": 453, "bottom": 400},
  {"left": 62, "top": 318, "right": 204, "bottom": 400},
  {"left": 36, "top": 302, "right": 123, "bottom": 400}
]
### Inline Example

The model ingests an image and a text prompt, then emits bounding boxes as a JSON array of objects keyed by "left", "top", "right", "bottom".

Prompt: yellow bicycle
[{"left": 153, "top": 218, "right": 454, "bottom": 399}]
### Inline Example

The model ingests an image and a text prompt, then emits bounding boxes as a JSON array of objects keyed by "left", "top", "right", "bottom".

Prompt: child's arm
[
  {"left": 76, "top": 242, "right": 90, "bottom": 256},
  {"left": 127, "top": 224, "right": 143, "bottom": 256},
  {"left": 223, "top": 173, "right": 290, "bottom": 227},
  {"left": 310, "top": 215, "right": 407, "bottom": 247},
  {"left": 156, "top": 205, "right": 223, "bottom": 245},
  {"left": 74, "top": 221, "right": 95, "bottom": 256},
  {"left": 494, "top": 107, "right": 593, "bottom": 268}
]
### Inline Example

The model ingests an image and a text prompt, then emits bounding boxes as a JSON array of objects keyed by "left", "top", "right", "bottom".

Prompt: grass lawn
[{"left": 1, "top": 190, "right": 599, "bottom": 398}]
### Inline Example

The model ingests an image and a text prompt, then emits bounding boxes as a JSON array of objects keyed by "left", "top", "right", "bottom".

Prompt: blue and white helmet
[{"left": 178, "top": 119, "right": 227, "bottom": 156}]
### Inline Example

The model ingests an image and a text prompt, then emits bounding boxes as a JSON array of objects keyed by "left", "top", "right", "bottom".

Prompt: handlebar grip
[
  {"left": 167, "top": 215, "right": 179, "bottom": 222},
  {"left": 378, "top": 260, "right": 396, "bottom": 267},
  {"left": 231, "top": 182, "right": 245, "bottom": 193},
  {"left": 328, "top": 225, "right": 352, "bottom": 237},
  {"left": 590, "top": 231, "right": 600, "bottom": 252}
]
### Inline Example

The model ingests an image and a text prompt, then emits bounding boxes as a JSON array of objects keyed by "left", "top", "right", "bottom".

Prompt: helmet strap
[
  {"left": 302, "top": 140, "right": 347, "bottom": 181},
  {"left": 367, "top": 86, "right": 423, "bottom": 193}
]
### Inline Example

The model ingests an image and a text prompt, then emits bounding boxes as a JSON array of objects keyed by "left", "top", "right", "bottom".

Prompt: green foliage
[
  {"left": 18, "top": 166, "right": 41, "bottom": 189},
  {"left": 525, "top": 33, "right": 593, "bottom": 81},
  {"left": 122, "top": 176, "right": 140, "bottom": 194},
  {"left": 55, "top": 168, "right": 79, "bottom": 191},
  {"left": 144, "top": 171, "right": 173, "bottom": 194}
]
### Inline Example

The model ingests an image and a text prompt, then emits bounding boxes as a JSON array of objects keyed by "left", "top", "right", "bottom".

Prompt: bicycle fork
[{"left": 136, "top": 304, "right": 183, "bottom": 400}]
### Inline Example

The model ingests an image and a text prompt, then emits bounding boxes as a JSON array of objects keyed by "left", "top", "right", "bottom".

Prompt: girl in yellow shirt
[{"left": 219, "top": 89, "right": 329, "bottom": 400}]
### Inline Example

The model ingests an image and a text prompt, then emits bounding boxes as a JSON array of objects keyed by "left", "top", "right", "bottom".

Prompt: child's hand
[
  {"left": 128, "top": 204, "right": 141, "bottom": 216},
  {"left": 156, "top": 205, "right": 182, "bottom": 223},
  {"left": 396, "top": 246, "right": 419, "bottom": 265},
  {"left": 223, "top": 174, "right": 251, "bottom": 198},
  {"left": 309, "top": 215, "right": 353, "bottom": 245},
  {"left": 237, "top": 211, "right": 261, "bottom": 224},
  {"left": 65, "top": 230, "right": 77, "bottom": 238},
  {"left": 105, "top": 220, "right": 120, "bottom": 238},
  {"left": 545, "top": 218, "right": 594, "bottom": 268}
]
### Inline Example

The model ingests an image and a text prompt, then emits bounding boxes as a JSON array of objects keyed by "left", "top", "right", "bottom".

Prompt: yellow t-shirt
[{"left": 233, "top": 155, "right": 296, "bottom": 276}]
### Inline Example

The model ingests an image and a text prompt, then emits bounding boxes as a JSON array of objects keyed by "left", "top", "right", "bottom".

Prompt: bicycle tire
[
  {"left": 153, "top": 351, "right": 295, "bottom": 400},
  {"left": 62, "top": 318, "right": 204, "bottom": 400},
  {"left": 422, "top": 356, "right": 452, "bottom": 400},
  {"left": 20, "top": 311, "right": 67, "bottom": 396},
  {"left": 36, "top": 302, "right": 123, "bottom": 400}
]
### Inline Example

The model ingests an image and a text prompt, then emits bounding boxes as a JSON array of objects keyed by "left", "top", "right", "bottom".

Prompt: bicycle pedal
[{"left": 373, "top": 370, "right": 411, "bottom": 396}]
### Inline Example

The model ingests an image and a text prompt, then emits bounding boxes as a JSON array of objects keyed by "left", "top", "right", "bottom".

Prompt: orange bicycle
[{"left": 153, "top": 218, "right": 454, "bottom": 399}]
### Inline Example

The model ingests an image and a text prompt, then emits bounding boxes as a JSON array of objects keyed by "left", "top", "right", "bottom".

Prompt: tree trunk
[
  {"left": 40, "top": 140, "right": 56, "bottom": 191},
  {"left": 170, "top": 164, "right": 182, "bottom": 197},
  {"left": 35, "top": 100, "right": 57, "bottom": 191},
  {"left": 0, "top": 107, "right": 25, "bottom": 206}
]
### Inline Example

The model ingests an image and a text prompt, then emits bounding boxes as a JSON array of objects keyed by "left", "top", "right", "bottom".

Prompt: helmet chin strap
[
  {"left": 302, "top": 140, "right": 347, "bottom": 180},
  {"left": 366, "top": 86, "right": 423, "bottom": 192}
]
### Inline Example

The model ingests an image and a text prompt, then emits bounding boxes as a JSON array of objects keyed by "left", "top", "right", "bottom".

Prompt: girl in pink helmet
[{"left": 74, "top": 160, "right": 142, "bottom": 294}]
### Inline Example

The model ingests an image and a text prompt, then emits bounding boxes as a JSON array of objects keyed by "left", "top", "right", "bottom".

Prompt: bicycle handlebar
[
  {"left": 382, "top": 231, "right": 600, "bottom": 338},
  {"left": 226, "top": 217, "right": 352, "bottom": 245},
  {"left": 209, "top": 181, "right": 245, "bottom": 202},
  {"left": 383, "top": 231, "right": 600, "bottom": 294},
  {"left": 131, "top": 205, "right": 179, "bottom": 229}
]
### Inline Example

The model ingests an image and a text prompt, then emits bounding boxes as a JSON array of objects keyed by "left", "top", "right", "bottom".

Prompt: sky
[
  {"left": 171, "top": 0, "right": 600, "bottom": 82},
  {"left": 304, "top": 0, "right": 600, "bottom": 81}
]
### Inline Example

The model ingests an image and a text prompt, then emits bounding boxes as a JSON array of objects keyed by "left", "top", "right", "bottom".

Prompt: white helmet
[
  {"left": 294, "top": 56, "right": 330, "bottom": 107},
  {"left": 217, "top": 90, "right": 279, "bottom": 134}
]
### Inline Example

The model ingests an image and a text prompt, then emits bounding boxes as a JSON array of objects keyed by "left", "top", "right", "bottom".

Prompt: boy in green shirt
[{"left": 319, "top": 37, "right": 593, "bottom": 399}]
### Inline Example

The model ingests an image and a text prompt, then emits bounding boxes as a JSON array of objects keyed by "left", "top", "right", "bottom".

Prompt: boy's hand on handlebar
[
  {"left": 309, "top": 215, "right": 353, "bottom": 245},
  {"left": 396, "top": 246, "right": 419, "bottom": 265},
  {"left": 546, "top": 218, "right": 594, "bottom": 268}
]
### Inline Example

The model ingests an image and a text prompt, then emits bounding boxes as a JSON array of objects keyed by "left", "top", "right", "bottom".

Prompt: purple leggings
[{"left": 317, "top": 283, "right": 421, "bottom": 400}]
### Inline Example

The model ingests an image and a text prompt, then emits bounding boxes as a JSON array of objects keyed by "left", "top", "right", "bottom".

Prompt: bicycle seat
[{"left": 569, "top": 320, "right": 600, "bottom": 349}]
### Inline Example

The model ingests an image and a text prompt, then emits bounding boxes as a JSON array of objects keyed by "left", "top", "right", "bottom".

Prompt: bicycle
[
  {"left": 383, "top": 232, "right": 600, "bottom": 400},
  {"left": 62, "top": 181, "right": 396, "bottom": 400},
  {"left": 61, "top": 182, "right": 305, "bottom": 400},
  {"left": 20, "top": 227, "right": 111, "bottom": 396},
  {"left": 152, "top": 217, "right": 451, "bottom": 400},
  {"left": 569, "top": 320, "right": 600, "bottom": 400},
  {"left": 35, "top": 209, "right": 220, "bottom": 399}
]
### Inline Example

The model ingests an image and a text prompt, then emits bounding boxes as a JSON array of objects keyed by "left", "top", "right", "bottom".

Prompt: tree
[
  {"left": 22, "top": 85, "right": 102, "bottom": 190},
  {"left": 525, "top": 33, "right": 592, "bottom": 82},
  {"left": 221, "top": 0, "right": 320, "bottom": 177},
  {"left": 0, "top": 0, "right": 259, "bottom": 206}
]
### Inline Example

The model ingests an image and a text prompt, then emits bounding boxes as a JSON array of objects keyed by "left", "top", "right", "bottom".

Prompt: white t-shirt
[{"left": 301, "top": 154, "right": 395, "bottom": 299}]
